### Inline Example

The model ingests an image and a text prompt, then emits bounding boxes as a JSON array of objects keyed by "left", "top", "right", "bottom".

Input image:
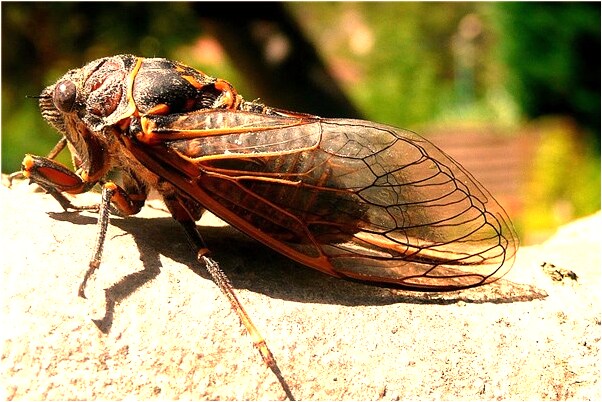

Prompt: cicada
[{"left": 15, "top": 55, "right": 518, "bottom": 399}]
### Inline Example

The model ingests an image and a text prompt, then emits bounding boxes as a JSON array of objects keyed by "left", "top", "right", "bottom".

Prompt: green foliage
[
  {"left": 490, "top": 3, "right": 601, "bottom": 240},
  {"left": 493, "top": 2, "right": 601, "bottom": 143},
  {"left": 521, "top": 118, "right": 600, "bottom": 240},
  {"left": 289, "top": 2, "right": 490, "bottom": 128}
]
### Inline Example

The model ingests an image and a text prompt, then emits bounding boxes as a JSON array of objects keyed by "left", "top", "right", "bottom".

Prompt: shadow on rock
[{"left": 47, "top": 210, "right": 547, "bottom": 317}]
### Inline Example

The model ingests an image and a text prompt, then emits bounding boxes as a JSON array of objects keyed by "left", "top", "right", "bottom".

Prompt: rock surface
[{"left": 1, "top": 181, "right": 600, "bottom": 400}]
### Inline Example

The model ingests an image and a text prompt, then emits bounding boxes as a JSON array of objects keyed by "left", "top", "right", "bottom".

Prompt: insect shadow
[{"left": 48, "top": 210, "right": 546, "bottom": 333}]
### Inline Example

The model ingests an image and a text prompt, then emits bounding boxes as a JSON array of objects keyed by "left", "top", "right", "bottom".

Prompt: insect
[{"left": 14, "top": 55, "right": 518, "bottom": 399}]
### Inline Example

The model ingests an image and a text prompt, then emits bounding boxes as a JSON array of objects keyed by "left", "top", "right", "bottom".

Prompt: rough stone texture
[{"left": 1, "top": 180, "right": 600, "bottom": 400}]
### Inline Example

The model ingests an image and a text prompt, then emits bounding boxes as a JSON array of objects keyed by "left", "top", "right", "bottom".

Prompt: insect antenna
[{"left": 26, "top": 94, "right": 52, "bottom": 99}]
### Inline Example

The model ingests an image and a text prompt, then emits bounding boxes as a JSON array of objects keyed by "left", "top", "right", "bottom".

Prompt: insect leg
[
  {"left": 45, "top": 136, "right": 69, "bottom": 160},
  {"left": 200, "top": 254, "right": 295, "bottom": 400},
  {"left": 164, "top": 196, "right": 295, "bottom": 400},
  {"left": 79, "top": 181, "right": 147, "bottom": 298},
  {"left": 7, "top": 137, "right": 68, "bottom": 187},
  {"left": 19, "top": 154, "right": 96, "bottom": 211}
]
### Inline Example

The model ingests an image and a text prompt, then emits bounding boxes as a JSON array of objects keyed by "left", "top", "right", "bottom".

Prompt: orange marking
[
  {"left": 117, "top": 117, "right": 131, "bottom": 130},
  {"left": 137, "top": 116, "right": 161, "bottom": 145},
  {"left": 104, "top": 182, "right": 141, "bottom": 216},
  {"left": 22, "top": 155, "right": 35, "bottom": 176},
  {"left": 181, "top": 75, "right": 204, "bottom": 90},
  {"left": 140, "top": 115, "right": 155, "bottom": 133},
  {"left": 115, "top": 57, "right": 143, "bottom": 121},
  {"left": 146, "top": 103, "right": 171, "bottom": 115},
  {"left": 214, "top": 79, "right": 239, "bottom": 109},
  {"left": 105, "top": 182, "right": 118, "bottom": 191},
  {"left": 43, "top": 167, "right": 81, "bottom": 189}
]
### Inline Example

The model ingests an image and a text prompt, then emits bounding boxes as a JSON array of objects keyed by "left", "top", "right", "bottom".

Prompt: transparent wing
[{"left": 131, "top": 111, "right": 518, "bottom": 290}]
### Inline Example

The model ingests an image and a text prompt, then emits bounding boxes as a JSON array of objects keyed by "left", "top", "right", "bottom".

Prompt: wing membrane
[{"left": 129, "top": 110, "right": 518, "bottom": 290}]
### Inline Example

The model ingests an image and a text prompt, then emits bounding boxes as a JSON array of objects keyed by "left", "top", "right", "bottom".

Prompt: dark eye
[{"left": 53, "top": 80, "right": 77, "bottom": 113}]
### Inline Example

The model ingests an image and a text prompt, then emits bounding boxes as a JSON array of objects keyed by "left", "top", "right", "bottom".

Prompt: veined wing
[{"left": 129, "top": 110, "right": 518, "bottom": 290}]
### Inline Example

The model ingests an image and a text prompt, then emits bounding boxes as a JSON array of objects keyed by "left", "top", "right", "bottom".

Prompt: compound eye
[{"left": 53, "top": 80, "right": 77, "bottom": 113}]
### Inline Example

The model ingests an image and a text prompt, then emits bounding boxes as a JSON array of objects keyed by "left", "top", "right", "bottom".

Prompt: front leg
[
  {"left": 20, "top": 154, "right": 99, "bottom": 211},
  {"left": 19, "top": 153, "right": 150, "bottom": 297},
  {"left": 7, "top": 137, "right": 69, "bottom": 188},
  {"left": 78, "top": 180, "right": 148, "bottom": 298}
]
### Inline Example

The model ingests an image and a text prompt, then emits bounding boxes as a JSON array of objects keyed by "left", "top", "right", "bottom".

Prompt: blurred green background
[{"left": 2, "top": 2, "right": 600, "bottom": 245}]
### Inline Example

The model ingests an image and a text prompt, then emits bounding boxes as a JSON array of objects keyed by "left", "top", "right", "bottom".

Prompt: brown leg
[
  {"left": 7, "top": 137, "right": 68, "bottom": 188},
  {"left": 165, "top": 195, "right": 295, "bottom": 400},
  {"left": 78, "top": 181, "right": 147, "bottom": 298},
  {"left": 19, "top": 154, "right": 95, "bottom": 210}
]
